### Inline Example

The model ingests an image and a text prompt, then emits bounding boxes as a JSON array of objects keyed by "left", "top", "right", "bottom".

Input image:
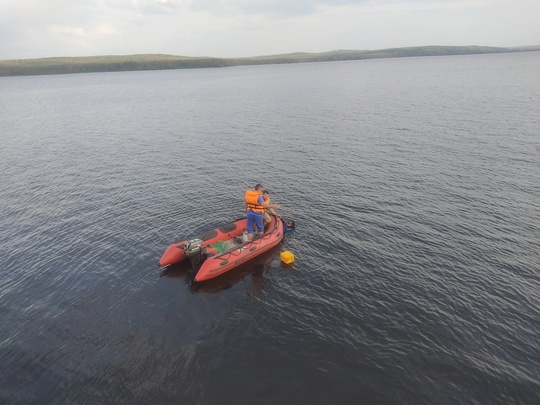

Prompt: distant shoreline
[{"left": 1, "top": 45, "right": 539, "bottom": 77}]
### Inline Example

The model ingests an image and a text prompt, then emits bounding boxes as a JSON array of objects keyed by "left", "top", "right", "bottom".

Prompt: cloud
[
  {"left": 190, "top": 0, "right": 369, "bottom": 17},
  {"left": 129, "top": 0, "right": 192, "bottom": 16},
  {"left": 0, "top": 0, "right": 538, "bottom": 59},
  {"left": 96, "top": 23, "right": 118, "bottom": 35},
  {"left": 48, "top": 25, "right": 86, "bottom": 37}
]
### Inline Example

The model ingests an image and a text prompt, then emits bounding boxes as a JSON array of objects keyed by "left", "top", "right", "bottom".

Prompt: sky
[{"left": 1, "top": 0, "right": 539, "bottom": 60}]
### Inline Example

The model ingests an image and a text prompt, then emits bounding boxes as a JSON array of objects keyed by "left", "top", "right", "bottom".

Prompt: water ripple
[{"left": 1, "top": 52, "right": 540, "bottom": 403}]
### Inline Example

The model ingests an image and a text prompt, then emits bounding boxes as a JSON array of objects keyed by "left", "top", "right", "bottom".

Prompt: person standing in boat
[
  {"left": 245, "top": 184, "right": 280, "bottom": 241},
  {"left": 262, "top": 190, "right": 281, "bottom": 227}
]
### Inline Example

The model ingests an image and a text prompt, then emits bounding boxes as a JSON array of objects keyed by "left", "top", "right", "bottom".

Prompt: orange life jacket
[{"left": 245, "top": 189, "right": 265, "bottom": 213}]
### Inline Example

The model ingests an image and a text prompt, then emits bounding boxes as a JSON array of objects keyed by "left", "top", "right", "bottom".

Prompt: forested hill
[{"left": 1, "top": 45, "right": 538, "bottom": 77}]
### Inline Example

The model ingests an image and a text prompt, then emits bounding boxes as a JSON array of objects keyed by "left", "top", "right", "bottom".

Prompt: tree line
[{"left": 0, "top": 46, "right": 535, "bottom": 77}]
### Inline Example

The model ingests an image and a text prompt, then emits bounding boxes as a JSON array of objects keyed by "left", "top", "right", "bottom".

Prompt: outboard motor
[{"left": 183, "top": 238, "right": 205, "bottom": 269}]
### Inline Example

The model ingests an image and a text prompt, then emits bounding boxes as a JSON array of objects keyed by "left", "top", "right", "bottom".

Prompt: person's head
[
  {"left": 254, "top": 183, "right": 263, "bottom": 192},
  {"left": 284, "top": 219, "right": 295, "bottom": 233},
  {"left": 262, "top": 190, "right": 270, "bottom": 197}
]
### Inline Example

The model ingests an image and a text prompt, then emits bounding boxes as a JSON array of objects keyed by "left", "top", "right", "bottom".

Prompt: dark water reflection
[{"left": 160, "top": 249, "right": 281, "bottom": 294}]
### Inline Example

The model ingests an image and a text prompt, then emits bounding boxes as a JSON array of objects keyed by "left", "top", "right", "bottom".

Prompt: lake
[{"left": 1, "top": 51, "right": 539, "bottom": 404}]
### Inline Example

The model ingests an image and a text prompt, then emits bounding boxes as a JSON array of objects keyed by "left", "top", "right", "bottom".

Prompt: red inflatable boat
[{"left": 159, "top": 215, "right": 284, "bottom": 282}]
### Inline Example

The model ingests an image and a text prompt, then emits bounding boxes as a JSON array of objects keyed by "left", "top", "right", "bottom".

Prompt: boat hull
[
  {"left": 159, "top": 217, "right": 247, "bottom": 266},
  {"left": 159, "top": 216, "right": 284, "bottom": 282}
]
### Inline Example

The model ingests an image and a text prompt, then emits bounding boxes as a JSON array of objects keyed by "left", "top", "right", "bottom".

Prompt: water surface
[{"left": 1, "top": 52, "right": 539, "bottom": 404}]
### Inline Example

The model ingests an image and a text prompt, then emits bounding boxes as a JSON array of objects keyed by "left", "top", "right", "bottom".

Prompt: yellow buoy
[{"left": 280, "top": 251, "right": 294, "bottom": 264}]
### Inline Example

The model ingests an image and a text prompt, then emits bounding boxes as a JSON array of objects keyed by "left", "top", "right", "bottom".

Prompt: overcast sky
[{"left": 1, "top": 0, "right": 539, "bottom": 60}]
